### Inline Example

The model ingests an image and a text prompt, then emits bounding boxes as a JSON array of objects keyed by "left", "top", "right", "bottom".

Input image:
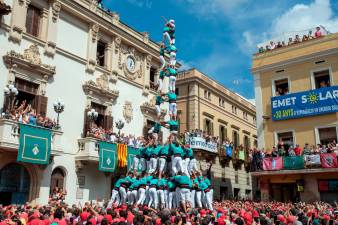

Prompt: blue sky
[{"left": 101, "top": 0, "right": 338, "bottom": 100}]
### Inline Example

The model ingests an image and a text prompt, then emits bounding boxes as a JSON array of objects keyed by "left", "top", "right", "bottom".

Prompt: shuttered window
[
  {"left": 15, "top": 78, "right": 39, "bottom": 95},
  {"left": 25, "top": 5, "right": 41, "bottom": 37}
]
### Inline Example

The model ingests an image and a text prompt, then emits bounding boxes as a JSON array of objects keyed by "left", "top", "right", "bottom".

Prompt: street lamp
[
  {"left": 53, "top": 99, "right": 65, "bottom": 129},
  {"left": 3, "top": 84, "right": 18, "bottom": 116},
  {"left": 87, "top": 109, "right": 98, "bottom": 130},
  {"left": 115, "top": 119, "right": 124, "bottom": 137}
]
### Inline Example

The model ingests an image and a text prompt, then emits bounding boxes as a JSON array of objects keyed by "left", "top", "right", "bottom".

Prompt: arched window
[
  {"left": 0, "top": 163, "right": 30, "bottom": 205},
  {"left": 50, "top": 167, "right": 65, "bottom": 193}
]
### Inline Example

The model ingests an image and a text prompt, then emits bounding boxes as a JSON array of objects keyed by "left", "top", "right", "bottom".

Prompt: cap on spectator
[{"left": 200, "top": 209, "right": 206, "bottom": 217}]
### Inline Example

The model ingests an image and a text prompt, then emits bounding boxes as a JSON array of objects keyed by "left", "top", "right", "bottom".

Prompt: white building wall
[{"left": 0, "top": 0, "right": 166, "bottom": 205}]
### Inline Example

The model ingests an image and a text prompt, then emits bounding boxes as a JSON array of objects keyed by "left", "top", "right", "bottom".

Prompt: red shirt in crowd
[{"left": 294, "top": 146, "right": 302, "bottom": 156}]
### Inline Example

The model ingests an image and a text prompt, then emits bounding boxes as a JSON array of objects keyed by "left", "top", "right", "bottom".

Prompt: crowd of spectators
[
  {"left": 258, "top": 27, "right": 325, "bottom": 53},
  {"left": 250, "top": 140, "right": 338, "bottom": 171},
  {"left": 0, "top": 200, "right": 337, "bottom": 225},
  {"left": 50, "top": 187, "right": 67, "bottom": 203},
  {"left": 87, "top": 123, "right": 144, "bottom": 148},
  {"left": 180, "top": 129, "right": 220, "bottom": 145},
  {"left": 3, "top": 100, "right": 56, "bottom": 129}
]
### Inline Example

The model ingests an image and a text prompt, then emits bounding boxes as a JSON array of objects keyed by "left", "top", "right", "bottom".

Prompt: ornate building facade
[
  {"left": 176, "top": 69, "right": 257, "bottom": 200},
  {"left": 0, "top": 0, "right": 169, "bottom": 205}
]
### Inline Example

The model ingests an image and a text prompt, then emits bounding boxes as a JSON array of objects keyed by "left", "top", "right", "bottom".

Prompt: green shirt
[
  {"left": 185, "top": 147, "right": 194, "bottom": 158},
  {"left": 155, "top": 95, "right": 164, "bottom": 105},
  {"left": 159, "top": 70, "right": 167, "bottom": 79},
  {"left": 167, "top": 68, "right": 177, "bottom": 76},
  {"left": 146, "top": 175, "right": 153, "bottom": 183},
  {"left": 150, "top": 178, "right": 158, "bottom": 186},
  {"left": 167, "top": 180, "right": 176, "bottom": 190},
  {"left": 166, "top": 45, "right": 177, "bottom": 52},
  {"left": 153, "top": 122, "right": 161, "bottom": 133},
  {"left": 114, "top": 178, "right": 125, "bottom": 188},
  {"left": 199, "top": 180, "right": 209, "bottom": 190},
  {"left": 152, "top": 145, "right": 161, "bottom": 156},
  {"left": 145, "top": 146, "right": 153, "bottom": 158},
  {"left": 160, "top": 47, "right": 165, "bottom": 56},
  {"left": 129, "top": 180, "right": 140, "bottom": 189},
  {"left": 139, "top": 177, "right": 147, "bottom": 186},
  {"left": 173, "top": 175, "right": 192, "bottom": 187},
  {"left": 160, "top": 145, "right": 170, "bottom": 156},
  {"left": 167, "top": 120, "right": 178, "bottom": 131},
  {"left": 166, "top": 92, "right": 177, "bottom": 102},
  {"left": 158, "top": 178, "right": 167, "bottom": 187},
  {"left": 171, "top": 144, "right": 184, "bottom": 156}
]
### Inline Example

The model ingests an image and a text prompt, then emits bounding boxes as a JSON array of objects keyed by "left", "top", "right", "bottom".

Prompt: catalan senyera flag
[{"left": 117, "top": 143, "right": 128, "bottom": 167}]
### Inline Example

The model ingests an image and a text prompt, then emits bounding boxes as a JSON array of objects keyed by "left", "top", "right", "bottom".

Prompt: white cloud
[
  {"left": 126, "top": 0, "right": 152, "bottom": 9},
  {"left": 177, "top": 59, "right": 193, "bottom": 72},
  {"left": 177, "top": 0, "right": 248, "bottom": 18},
  {"left": 271, "top": 0, "right": 338, "bottom": 35},
  {"left": 242, "top": 0, "right": 338, "bottom": 50}
]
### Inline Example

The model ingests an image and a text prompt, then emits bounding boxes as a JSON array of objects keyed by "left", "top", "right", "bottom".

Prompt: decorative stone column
[
  {"left": 44, "top": 0, "right": 61, "bottom": 57},
  {"left": 105, "top": 42, "right": 113, "bottom": 71},
  {"left": 9, "top": 0, "right": 31, "bottom": 43},
  {"left": 142, "top": 54, "right": 152, "bottom": 96},
  {"left": 86, "top": 23, "right": 99, "bottom": 73}
]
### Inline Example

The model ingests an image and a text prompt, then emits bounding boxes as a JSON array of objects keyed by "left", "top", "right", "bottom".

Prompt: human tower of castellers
[{"left": 108, "top": 19, "right": 213, "bottom": 213}]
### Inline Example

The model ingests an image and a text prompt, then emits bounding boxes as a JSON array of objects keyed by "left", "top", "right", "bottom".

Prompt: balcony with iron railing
[{"left": 0, "top": 118, "right": 63, "bottom": 154}]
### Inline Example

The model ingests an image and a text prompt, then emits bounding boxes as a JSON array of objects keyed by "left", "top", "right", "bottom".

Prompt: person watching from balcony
[
  {"left": 315, "top": 26, "right": 322, "bottom": 38},
  {"left": 276, "top": 41, "right": 282, "bottom": 48},
  {"left": 269, "top": 41, "right": 276, "bottom": 50},
  {"left": 294, "top": 144, "right": 302, "bottom": 156},
  {"left": 308, "top": 30, "right": 314, "bottom": 39},
  {"left": 294, "top": 35, "right": 301, "bottom": 43},
  {"left": 302, "top": 35, "right": 308, "bottom": 42},
  {"left": 288, "top": 37, "right": 293, "bottom": 45}
]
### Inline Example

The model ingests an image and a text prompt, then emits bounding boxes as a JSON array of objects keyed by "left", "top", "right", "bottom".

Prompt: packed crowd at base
[{"left": 1, "top": 200, "right": 337, "bottom": 225}]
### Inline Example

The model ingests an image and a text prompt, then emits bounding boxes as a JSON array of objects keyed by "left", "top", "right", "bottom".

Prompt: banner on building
[
  {"left": 271, "top": 85, "right": 338, "bottom": 121},
  {"left": 304, "top": 154, "right": 321, "bottom": 167},
  {"left": 17, "top": 124, "right": 51, "bottom": 165},
  {"left": 127, "top": 147, "right": 140, "bottom": 170},
  {"left": 320, "top": 153, "right": 338, "bottom": 168},
  {"left": 263, "top": 157, "right": 283, "bottom": 170},
  {"left": 188, "top": 137, "right": 217, "bottom": 153},
  {"left": 98, "top": 141, "right": 117, "bottom": 172},
  {"left": 117, "top": 144, "right": 128, "bottom": 167},
  {"left": 283, "top": 156, "right": 304, "bottom": 170}
]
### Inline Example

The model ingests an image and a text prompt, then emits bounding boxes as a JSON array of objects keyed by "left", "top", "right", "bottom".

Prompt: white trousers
[
  {"left": 127, "top": 190, "right": 137, "bottom": 205},
  {"left": 157, "top": 189, "right": 165, "bottom": 208},
  {"left": 137, "top": 188, "right": 146, "bottom": 205},
  {"left": 172, "top": 156, "right": 183, "bottom": 175},
  {"left": 119, "top": 187, "right": 127, "bottom": 205},
  {"left": 160, "top": 55, "right": 166, "bottom": 70},
  {"left": 180, "top": 188, "right": 191, "bottom": 204},
  {"left": 107, "top": 189, "right": 120, "bottom": 208},
  {"left": 148, "top": 157, "right": 158, "bottom": 174},
  {"left": 140, "top": 158, "right": 147, "bottom": 172},
  {"left": 169, "top": 102, "right": 177, "bottom": 117},
  {"left": 148, "top": 187, "right": 158, "bottom": 209},
  {"left": 183, "top": 158, "right": 190, "bottom": 175},
  {"left": 170, "top": 52, "right": 176, "bottom": 66},
  {"left": 202, "top": 190, "right": 213, "bottom": 210},
  {"left": 169, "top": 76, "right": 176, "bottom": 93},
  {"left": 190, "top": 189, "right": 196, "bottom": 208},
  {"left": 132, "top": 157, "right": 139, "bottom": 172},
  {"left": 158, "top": 157, "right": 166, "bottom": 174},
  {"left": 168, "top": 191, "right": 176, "bottom": 209},
  {"left": 157, "top": 79, "right": 164, "bottom": 93},
  {"left": 188, "top": 158, "right": 198, "bottom": 175},
  {"left": 175, "top": 187, "right": 181, "bottom": 206},
  {"left": 155, "top": 105, "right": 161, "bottom": 117},
  {"left": 195, "top": 191, "right": 202, "bottom": 208}
]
